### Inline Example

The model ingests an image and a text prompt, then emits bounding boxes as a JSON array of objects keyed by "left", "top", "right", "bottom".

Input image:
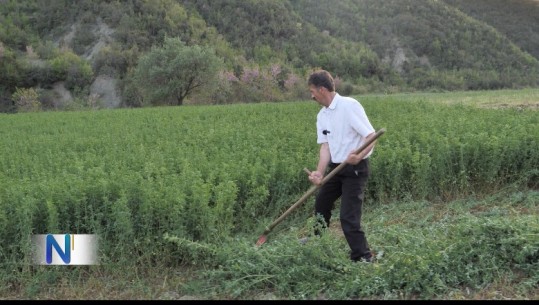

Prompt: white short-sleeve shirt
[{"left": 316, "top": 93, "right": 375, "bottom": 163}]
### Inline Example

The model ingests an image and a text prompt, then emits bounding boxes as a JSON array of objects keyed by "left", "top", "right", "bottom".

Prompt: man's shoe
[
  {"left": 353, "top": 252, "right": 374, "bottom": 263},
  {"left": 360, "top": 255, "right": 373, "bottom": 263}
]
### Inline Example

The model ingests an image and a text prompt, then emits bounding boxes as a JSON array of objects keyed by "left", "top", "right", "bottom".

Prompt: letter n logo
[{"left": 46, "top": 234, "right": 71, "bottom": 264}]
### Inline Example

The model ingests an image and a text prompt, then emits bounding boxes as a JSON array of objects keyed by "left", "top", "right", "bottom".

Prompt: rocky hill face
[{"left": 54, "top": 17, "right": 121, "bottom": 108}]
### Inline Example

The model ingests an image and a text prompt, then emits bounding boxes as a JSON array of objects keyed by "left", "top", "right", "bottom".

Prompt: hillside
[
  {"left": 442, "top": 0, "right": 539, "bottom": 60},
  {"left": 291, "top": 0, "right": 538, "bottom": 75},
  {"left": 1, "top": 0, "right": 539, "bottom": 112}
]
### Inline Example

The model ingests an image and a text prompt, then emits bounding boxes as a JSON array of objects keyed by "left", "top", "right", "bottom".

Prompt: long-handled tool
[{"left": 255, "top": 128, "right": 386, "bottom": 246}]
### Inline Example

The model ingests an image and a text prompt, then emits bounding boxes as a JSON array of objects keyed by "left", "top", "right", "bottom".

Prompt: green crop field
[{"left": 0, "top": 89, "right": 537, "bottom": 300}]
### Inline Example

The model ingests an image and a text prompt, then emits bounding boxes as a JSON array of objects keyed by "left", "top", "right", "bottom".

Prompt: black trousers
[{"left": 314, "top": 159, "right": 370, "bottom": 261}]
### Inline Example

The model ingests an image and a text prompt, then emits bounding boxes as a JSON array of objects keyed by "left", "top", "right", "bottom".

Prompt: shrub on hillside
[{"left": 12, "top": 87, "right": 40, "bottom": 112}]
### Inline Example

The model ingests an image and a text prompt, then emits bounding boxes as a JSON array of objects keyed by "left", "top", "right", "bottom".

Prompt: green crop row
[{"left": 0, "top": 98, "right": 537, "bottom": 266}]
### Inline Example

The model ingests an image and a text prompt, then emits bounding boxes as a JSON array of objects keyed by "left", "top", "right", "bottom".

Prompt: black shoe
[
  {"left": 298, "top": 237, "right": 309, "bottom": 245},
  {"left": 353, "top": 252, "right": 374, "bottom": 263},
  {"left": 361, "top": 255, "right": 373, "bottom": 263}
]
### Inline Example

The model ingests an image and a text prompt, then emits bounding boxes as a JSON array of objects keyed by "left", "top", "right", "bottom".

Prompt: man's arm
[
  {"left": 308, "top": 142, "right": 330, "bottom": 185},
  {"left": 317, "top": 142, "right": 331, "bottom": 174}
]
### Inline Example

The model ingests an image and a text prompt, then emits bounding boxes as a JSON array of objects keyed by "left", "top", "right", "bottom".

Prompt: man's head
[
  {"left": 308, "top": 70, "right": 335, "bottom": 92},
  {"left": 308, "top": 70, "right": 335, "bottom": 106}
]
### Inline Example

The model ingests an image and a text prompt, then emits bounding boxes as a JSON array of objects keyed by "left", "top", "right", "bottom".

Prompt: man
[{"left": 305, "top": 70, "right": 377, "bottom": 263}]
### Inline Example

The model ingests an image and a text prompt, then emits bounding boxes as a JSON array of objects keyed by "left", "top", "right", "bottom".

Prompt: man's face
[{"left": 309, "top": 85, "right": 324, "bottom": 104}]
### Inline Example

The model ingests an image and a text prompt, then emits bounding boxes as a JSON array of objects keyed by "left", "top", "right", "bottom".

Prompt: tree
[
  {"left": 133, "top": 37, "right": 223, "bottom": 106},
  {"left": 12, "top": 87, "right": 40, "bottom": 112}
]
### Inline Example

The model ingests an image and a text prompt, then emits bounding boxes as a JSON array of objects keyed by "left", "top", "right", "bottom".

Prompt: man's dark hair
[{"left": 308, "top": 70, "right": 335, "bottom": 92}]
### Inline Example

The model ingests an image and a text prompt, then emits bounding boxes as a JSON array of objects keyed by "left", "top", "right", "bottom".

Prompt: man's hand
[
  {"left": 304, "top": 168, "right": 323, "bottom": 186},
  {"left": 346, "top": 132, "right": 377, "bottom": 165},
  {"left": 345, "top": 151, "right": 363, "bottom": 165}
]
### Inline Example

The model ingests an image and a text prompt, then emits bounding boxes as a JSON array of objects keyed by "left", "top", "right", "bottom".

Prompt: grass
[
  {"left": 359, "top": 88, "right": 539, "bottom": 110},
  {"left": 1, "top": 88, "right": 537, "bottom": 300},
  {"left": 3, "top": 188, "right": 537, "bottom": 300}
]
